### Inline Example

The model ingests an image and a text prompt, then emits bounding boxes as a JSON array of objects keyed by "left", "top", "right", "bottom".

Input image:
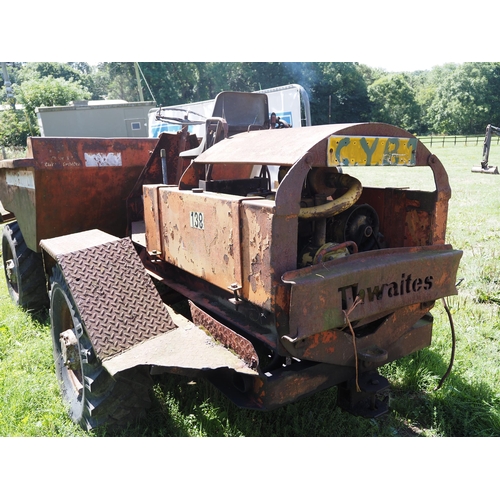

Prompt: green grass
[
  {"left": 0, "top": 297, "right": 87, "bottom": 436},
  {"left": 0, "top": 141, "right": 499, "bottom": 437}
]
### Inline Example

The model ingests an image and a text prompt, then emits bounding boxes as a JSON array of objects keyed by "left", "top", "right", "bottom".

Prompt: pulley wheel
[{"left": 327, "top": 203, "right": 380, "bottom": 252}]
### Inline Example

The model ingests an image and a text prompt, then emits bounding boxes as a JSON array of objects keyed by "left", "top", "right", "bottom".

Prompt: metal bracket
[
  {"left": 336, "top": 370, "right": 390, "bottom": 418},
  {"left": 228, "top": 283, "right": 243, "bottom": 307}
]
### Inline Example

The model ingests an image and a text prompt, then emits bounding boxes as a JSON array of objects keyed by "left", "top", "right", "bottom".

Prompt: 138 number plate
[{"left": 190, "top": 211, "right": 204, "bottom": 230}]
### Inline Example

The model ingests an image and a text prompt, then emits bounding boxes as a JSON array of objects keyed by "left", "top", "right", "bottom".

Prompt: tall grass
[{"left": 0, "top": 141, "right": 499, "bottom": 437}]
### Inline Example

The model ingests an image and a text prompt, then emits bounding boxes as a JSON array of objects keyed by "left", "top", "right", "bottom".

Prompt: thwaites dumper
[{"left": 0, "top": 92, "right": 462, "bottom": 430}]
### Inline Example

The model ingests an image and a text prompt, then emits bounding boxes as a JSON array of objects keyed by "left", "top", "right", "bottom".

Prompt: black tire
[
  {"left": 49, "top": 266, "right": 153, "bottom": 431},
  {"left": 2, "top": 221, "right": 48, "bottom": 311}
]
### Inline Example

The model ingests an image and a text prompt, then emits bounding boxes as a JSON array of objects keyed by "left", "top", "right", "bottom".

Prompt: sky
[{"left": 4, "top": 3, "right": 498, "bottom": 74}]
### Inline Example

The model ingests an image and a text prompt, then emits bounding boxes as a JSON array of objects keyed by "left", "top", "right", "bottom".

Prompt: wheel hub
[
  {"left": 60, "top": 328, "right": 80, "bottom": 371},
  {"left": 5, "top": 258, "right": 16, "bottom": 284}
]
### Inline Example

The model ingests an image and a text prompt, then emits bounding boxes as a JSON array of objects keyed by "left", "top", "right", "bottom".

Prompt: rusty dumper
[{"left": 0, "top": 92, "right": 462, "bottom": 430}]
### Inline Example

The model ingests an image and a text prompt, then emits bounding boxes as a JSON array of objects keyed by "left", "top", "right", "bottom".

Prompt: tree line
[{"left": 1, "top": 61, "right": 499, "bottom": 147}]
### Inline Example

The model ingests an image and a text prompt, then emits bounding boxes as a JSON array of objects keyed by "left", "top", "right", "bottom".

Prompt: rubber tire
[
  {"left": 2, "top": 221, "right": 48, "bottom": 311},
  {"left": 50, "top": 266, "right": 153, "bottom": 431}
]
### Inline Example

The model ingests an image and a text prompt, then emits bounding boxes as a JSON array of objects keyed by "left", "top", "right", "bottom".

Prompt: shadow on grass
[
  {"left": 101, "top": 374, "right": 382, "bottom": 438},
  {"left": 30, "top": 304, "right": 497, "bottom": 437},
  {"left": 380, "top": 347, "right": 500, "bottom": 437},
  {"left": 98, "top": 344, "right": 500, "bottom": 437}
]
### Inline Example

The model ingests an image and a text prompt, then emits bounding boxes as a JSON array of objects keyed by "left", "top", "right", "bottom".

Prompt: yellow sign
[{"left": 327, "top": 135, "right": 417, "bottom": 166}]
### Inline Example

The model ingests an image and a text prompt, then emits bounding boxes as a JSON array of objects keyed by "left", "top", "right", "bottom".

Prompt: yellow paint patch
[{"left": 327, "top": 135, "right": 417, "bottom": 166}]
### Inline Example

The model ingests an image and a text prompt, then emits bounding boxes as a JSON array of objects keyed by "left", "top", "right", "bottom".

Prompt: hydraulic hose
[{"left": 299, "top": 173, "right": 362, "bottom": 220}]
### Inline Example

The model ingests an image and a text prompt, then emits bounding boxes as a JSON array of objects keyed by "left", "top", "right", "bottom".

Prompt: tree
[
  {"left": 368, "top": 73, "right": 421, "bottom": 133},
  {"left": 95, "top": 62, "right": 370, "bottom": 125},
  {"left": 356, "top": 63, "right": 387, "bottom": 86},
  {"left": 426, "top": 63, "right": 493, "bottom": 135},
  {"left": 138, "top": 62, "right": 262, "bottom": 106},
  {"left": 321, "top": 62, "right": 371, "bottom": 123},
  {"left": 15, "top": 62, "right": 103, "bottom": 100},
  {"left": 282, "top": 62, "right": 371, "bottom": 125},
  {"left": 98, "top": 62, "right": 207, "bottom": 105},
  {"left": 9, "top": 76, "right": 91, "bottom": 140},
  {"left": 481, "top": 62, "right": 500, "bottom": 124},
  {"left": 97, "top": 62, "right": 138, "bottom": 102},
  {"left": 140, "top": 62, "right": 205, "bottom": 105},
  {"left": 0, "top": 108, "right": 30, "bottom": 148}
]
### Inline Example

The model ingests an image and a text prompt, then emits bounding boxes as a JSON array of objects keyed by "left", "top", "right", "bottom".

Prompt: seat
[{"left": 180, "top": 91, "right": 269, "bottom": 158}]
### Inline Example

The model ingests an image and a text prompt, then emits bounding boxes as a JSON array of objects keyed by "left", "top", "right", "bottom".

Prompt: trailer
[{"left": 0, "top": 91, "right": 462, "bottom": 431}]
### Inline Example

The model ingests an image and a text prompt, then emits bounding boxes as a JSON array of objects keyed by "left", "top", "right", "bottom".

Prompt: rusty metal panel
[
  {"left": 54, "top": 236, "right": 176, "bottom": 361},
  {"left": 282, "top": 302, "right": 434, "bottom": 365},
  {"left": 0, "top": 137, "right": 157, "bottom": 251},
  {"left": 143, "top": 184, "right": 163, "bottom": 254},
  {"left": 33, "top": 165, "right": 143, "bottom": 249},
  {"left": 359, "top": 188, "right": 437, "bottom": 248},
  {"left": 209, "top": 359, "right": 355, "bottom": 411},
  {"left": 282, "top": 245, "right": 462, "bottom": 339},
  {"left": 240, "top": 198, "right": 275, "bottom": 309},
  {"left": 194, "top": 124, "right": 355, "bottom": 167},
  {"left": 25, "top": 136, "right": 157, "bottom": 169},
  {"left": 0, "top": 167, "right": 37, "bottom": 250},
  {"left": 40, "top": 229, "right": 119, "bottom": 258},
  {"left": 158, "top": 187, "right": 243, "bottom": 292},
  {"left": 189, "top": 301, "right": 259, "bottom": 369},
  {"left": 194, "top": 123, "right": 427, "bottom": 167}
]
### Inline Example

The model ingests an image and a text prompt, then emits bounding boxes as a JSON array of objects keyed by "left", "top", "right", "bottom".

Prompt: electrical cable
[{"left": 434, "top": 296, "right": 456, "bottom": 391}]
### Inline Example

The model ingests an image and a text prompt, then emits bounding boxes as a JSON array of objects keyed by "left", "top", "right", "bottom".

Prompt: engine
[{"left": 296, "top": 167, "right": 384, "bottom": 267}]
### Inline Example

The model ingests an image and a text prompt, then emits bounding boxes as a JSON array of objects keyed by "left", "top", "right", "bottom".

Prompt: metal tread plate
[{"left": 57, "top": 237, "right": 176, "bottom": 361}]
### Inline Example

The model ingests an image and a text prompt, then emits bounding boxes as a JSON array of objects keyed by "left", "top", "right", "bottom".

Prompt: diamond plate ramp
[
  {"left": 103, "top": 303, "right": 259, "bottom": 377},
  {"left": 55, "top": 236, "right": 176, "bottom": 361},
  {"left": 42, "top": 230, "right": 259, "bottom": 378}
]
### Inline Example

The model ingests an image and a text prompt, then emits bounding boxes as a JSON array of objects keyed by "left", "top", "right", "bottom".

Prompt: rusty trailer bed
[{"left": 0, "top": 137, "right": 158, "bottom": 251}]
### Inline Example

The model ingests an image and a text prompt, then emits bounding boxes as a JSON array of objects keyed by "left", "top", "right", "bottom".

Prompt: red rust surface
[
  {"left": 189, "top": 301, "right": 259, "bottom": 369},
  {"left": 282, "top": 245, "right": 461, "bottom": 338},
  {"left": 156, "top": 188, "right": 244, "bottom": 291},
  {"left": 211, "top": 360, "right": 355, "bottom": 411},
  {"left": 0, "top": 137, "right": 158, "bottom": 251},
  {"left": 282, "top": 302, "right": 434, "bottom": 365}
]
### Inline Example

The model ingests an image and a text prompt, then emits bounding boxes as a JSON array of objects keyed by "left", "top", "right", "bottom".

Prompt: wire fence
[{"left": 418, "top": 134, "right": 500, "bottom": 147}]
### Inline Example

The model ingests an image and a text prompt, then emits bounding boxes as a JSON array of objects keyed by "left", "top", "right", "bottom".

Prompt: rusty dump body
[
  {"left": 0, "top": 136, "right": 160, "bottom": 251},
  {"left": 0, "top": 110, "right": 462, "bottom": 422}
]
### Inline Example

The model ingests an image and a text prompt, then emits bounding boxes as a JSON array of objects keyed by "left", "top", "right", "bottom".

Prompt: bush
[{"left": 0, "top": 108, "right": 31, "bottom": 148}]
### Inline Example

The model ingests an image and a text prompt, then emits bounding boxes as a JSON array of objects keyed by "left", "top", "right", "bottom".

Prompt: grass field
[{"left": 0, "top": 141, "right": 499, "bottom": 438}]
